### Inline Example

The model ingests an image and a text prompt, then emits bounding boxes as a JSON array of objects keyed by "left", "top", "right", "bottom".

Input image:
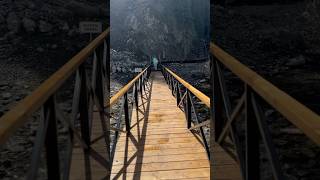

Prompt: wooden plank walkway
[
  {"left": 69, "top": 109, "right": 111, "bottom": 180},
  {"left": 111, "top": 72, "right": 241, "bottom": 180},
  {"left": 69, "top": 71, "right": 241, "bottom": 180}
]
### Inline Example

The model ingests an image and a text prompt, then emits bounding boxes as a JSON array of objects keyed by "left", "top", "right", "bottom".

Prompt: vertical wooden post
[
  {"left": 186, "top": 91, "right": 192, "bottom": 129},
  {"left": 79, "top": 64, "right": 92, "bottom": 179},
  {"left": 44, "top": 96, "right": 61, "bottom": 180},
  {"left": 176, "top": 83, "right": 180, "bottom": 106},
  {"left": 245, "top": 84, "right": 260, "bottom": 180},
  {"left": 213, "top": 60, "right": 223, "bottom": 141},
  {"left": 140, "top": 77, "right": 144, "bottom": 98},
  {"left": 124, "top": 92, "right": 130, "bottom": 133},
  {"left": 209, "top": 56, "right": 215, "bottom": 180},
  {"left": 171, "top": 78, "right": 175, "bottom": 96},
  {"left": 134, "top": 82, "right": 139, "bottom": 108}
]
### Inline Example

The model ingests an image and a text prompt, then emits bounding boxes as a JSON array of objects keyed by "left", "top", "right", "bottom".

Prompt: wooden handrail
[
  {"left": 163, "top": 66, "right": 210, "bottom": 108},
  {"left": 210, "top": 42, "right": 320, "bottom": 145},
  {"left": 109, "top": 66, "right": 149, "bottom": 107},
  {"left": 0, "top": 28, "right": 110, "bottom": 144}
]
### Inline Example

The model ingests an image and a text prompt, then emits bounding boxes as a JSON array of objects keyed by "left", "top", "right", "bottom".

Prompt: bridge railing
[
  {"left": 210, "top": 42, "right": 320, "bottom": 180},
  {"left": 0, "top": 28, "right": 110, "bottom": 179},
  {"left": 161, "top": 65, "right": 211, "bottom": 158},
  {"left": 108, "top": 66, "right": 150, "bottom": 164}
]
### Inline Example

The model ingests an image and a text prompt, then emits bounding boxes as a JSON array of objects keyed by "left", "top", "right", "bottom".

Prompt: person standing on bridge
[{"left": 152, "top": 57, "right": 159, "bottom": 70}]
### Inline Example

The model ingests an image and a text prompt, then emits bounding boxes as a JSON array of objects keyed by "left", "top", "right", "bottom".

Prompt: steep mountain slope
[{"left": 111, "top": 0, "right": 210, "bottom": 61}]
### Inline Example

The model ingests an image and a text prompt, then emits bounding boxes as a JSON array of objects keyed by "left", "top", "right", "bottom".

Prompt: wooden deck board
[
  {"left": 110, "top": 72, "right": 210, "bottom": 179},
  {"left": 70, "top": 71, "right": 242, "bottom": 180}
]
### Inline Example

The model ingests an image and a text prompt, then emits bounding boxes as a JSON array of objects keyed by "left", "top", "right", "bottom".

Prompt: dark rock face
[
  {"left": 0, "top": 0, "right": 108, "bottom": 37},
  {"left": 111, "top": 0, "right": 210, "bottom": 61}
]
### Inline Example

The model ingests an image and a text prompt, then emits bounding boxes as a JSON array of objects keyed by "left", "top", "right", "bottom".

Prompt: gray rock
[
  {"left": 0, "top": 14, "right": 5, "bottom": 24},
  {"left": 3, "top": 31, "right": 16, "bottom": 40},
  {"left": 2, "top": 92, "right": 12, "bottom": 99},
  {"left": 286, "top": 55, "right": 306, "bottom": 67},
  {"left": 6, "top": 12, "right": 21, "bottom": 33},
  {"left": 301, "top": 148, "right": 316, "bottom": 158},
  {"left": 22, "top": 18, "right": 36, "bottom": 32},
  {"left": 0, "top": 82, "right": 9, "bottom": 86},
  {"left": 36, "top": 47, "right": 44, "bottom": 52},
  {"left": 51, "top": 44, "right": 58, "bottom": 49},
  {"left": 61, "top": 22, "right": 69, "bottom": 31},
  {"left": 264, "top": 109, "right": 275, "bottom": 117},
  {"left": 280, "top": 127, "right": 303, "bottom": 135},
  {"left": 65, "top": 1, "right": 106, "bottom": 18},
  {"left": 39, "top": 20, "right": 53, "bottom": 33},
  {"left": 26, "top": 1, "right": 36, "bottom": 10},
  {"left": 0, "top": 85, "right": 9, "bottom": 90},
  {"left": 67, "top": 29, "right": 77, "bottom": 37},
  {"left": 23, "top": 85, "right": 29, "bottom": 89}
]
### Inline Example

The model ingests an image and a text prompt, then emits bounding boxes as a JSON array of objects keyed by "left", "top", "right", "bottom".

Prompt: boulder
[
  {"left": 51, "top": 44, "right": 58, "bottom": 49},
  {"left": 6, "top": 12, "right": 21, "bottom": 33},
  {"left": 22, "top": 18, "right": 36, "bottom": 32},
  {"left": 2, "top": 92, "right": 12, "bottom": 99},
  {"left": 39, "top": 20, "right": 53, "bottom": 33},
  {"left": 0, "top": 14, "right": 5, "bottom": 24},
  {"left": 61, "top": 22, "right": 69, "bottom": 31},
  {"left": 36, "top": 47, "right": 44, "bottom": 52},
  {"left": 280, "top": 127, "right": 303, "bottom": 135},
  {"left": 65, "top": 1, "right": 106, "bottom": 18},
  {"left": 286, "top": 55, "right": 306, "bottom": 67}
]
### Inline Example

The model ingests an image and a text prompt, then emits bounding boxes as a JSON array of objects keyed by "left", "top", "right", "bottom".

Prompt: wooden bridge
[{"left": 0, "top": 28, "right": 320, "bottom": 180}]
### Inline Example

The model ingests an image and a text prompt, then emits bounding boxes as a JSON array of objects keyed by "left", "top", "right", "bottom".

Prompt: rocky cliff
[{"left": 111, "top": 0, "right": 210, "bottom": 62}]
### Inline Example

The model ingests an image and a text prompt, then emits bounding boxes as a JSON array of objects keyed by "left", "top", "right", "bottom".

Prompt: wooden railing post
[
  {"left": 124, "top": 92, "right": 130, "bottom": 133},
  {"left": 213, "top": 59, "right": 223, "bottom": 141},
  {"left": 134, "top": 82, "right": 139, "bottom": 108},
  {"left": 245, "top": 84, "right": 260, "bottom": 180},
  {"left": 171, "top": 78, "right": 175, "bottom": 96},
  {"left": 142, "top": 72, "right": 146, "bottom": 92},
  {"left": 186, "top": 91, "right": 192, "bottom": 129},
  {"left": 140, "top": 76, "right": 144, "bottom": 98},
  {"left": 176, "top": 83, "right": 180, "bottom": 106},
  {"left": 78, "top": 64, "right": 92, "bottom": 179},
  {"left": 44, "top": 96, "right": 61, "bottom": 180},
  {"left": 209, "top": 56, "right": 215, "bottom": 180}
]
